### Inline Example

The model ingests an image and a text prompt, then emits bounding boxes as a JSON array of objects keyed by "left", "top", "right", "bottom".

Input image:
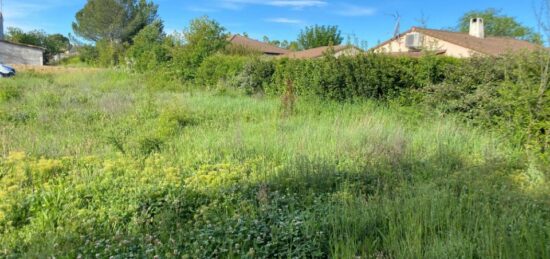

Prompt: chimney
[{"left": 469, "top": 17, "right": 485, "bottom": 39}]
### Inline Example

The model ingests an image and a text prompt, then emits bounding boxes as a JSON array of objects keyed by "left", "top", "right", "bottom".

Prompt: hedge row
[{"left": 193, "top": 53, "right": 462, "bottom": 100}]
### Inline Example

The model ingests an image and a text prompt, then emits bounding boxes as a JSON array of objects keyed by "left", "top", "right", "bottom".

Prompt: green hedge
[
  {"left": 195, "top": 55, "right": 250, "bottom": 88},
  {"left": 265, "top": 54, "right": 460, "bottom": 100}
]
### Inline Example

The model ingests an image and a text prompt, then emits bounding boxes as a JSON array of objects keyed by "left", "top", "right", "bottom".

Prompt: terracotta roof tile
[
  {"left": 281, "top": 45, "right": 355, "bottom": 59},
  {"left": 228, "top": 35, "right": 289, "bottom": 55},
  {"left": 413, "top": 28, "right": 540, "bottom": 56}
]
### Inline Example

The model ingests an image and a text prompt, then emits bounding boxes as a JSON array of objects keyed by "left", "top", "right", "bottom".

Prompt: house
[
  {"left": 281, "top": 45, "right": 363, "bottom": 59},
  {"left": 228, "top": 35, "right": 290, "bottom": 55},
  {"left": 372, "top": 18, "right": 541, "bottom": 58},
  {"left": 0, "top": 11, "right": 45, "bottom": 65}
]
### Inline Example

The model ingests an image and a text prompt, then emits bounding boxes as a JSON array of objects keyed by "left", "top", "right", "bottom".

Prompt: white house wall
[
  {"left": 374, "top": 32, "right": 481, "bottom": 58},
  {"left": 0, "top": 41, "right": 44, "bottom": 65}
]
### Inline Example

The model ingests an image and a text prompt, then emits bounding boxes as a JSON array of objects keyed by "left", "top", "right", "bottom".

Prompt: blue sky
[{"left": 1, "top": 0, "right": 543, "bottom": 47}]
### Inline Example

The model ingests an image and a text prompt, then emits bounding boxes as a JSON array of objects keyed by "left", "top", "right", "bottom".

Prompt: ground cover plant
[{"left": 0, "top": 69, "right": 549, "bottom": 258}]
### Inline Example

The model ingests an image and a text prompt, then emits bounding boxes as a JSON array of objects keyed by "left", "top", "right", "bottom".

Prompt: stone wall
[{"left": 0, "top": 41, "right": 44, "bottom": 65}]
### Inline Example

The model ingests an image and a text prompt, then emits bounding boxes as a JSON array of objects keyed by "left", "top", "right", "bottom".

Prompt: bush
[
  {"left": 268, "top": 54, "right": 459, "bottom": 100},
  {"left": 96, "top": 40, "right": 126, "bottom": 67},
  {"left": 418, "top": 51, "right": 549, "bottom": 169},
  {"left": 195, "top": 55, "right": 249, "bottom": 89},
  {"left": 77, "top": 44, "right": 99, "bottom": 64},
  {"left": 232, "top": 58, "right": 275, "bottom": 94},
  {"left": 125, "top": 21, "right": 170, "bottom": 72}
]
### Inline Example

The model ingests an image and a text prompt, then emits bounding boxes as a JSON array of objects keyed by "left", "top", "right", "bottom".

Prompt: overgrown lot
[{"left": 0, "top": 70, "right": 549, "bottom": 258}]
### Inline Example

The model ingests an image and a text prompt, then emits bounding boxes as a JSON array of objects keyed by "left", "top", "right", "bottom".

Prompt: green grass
[{"left": 0, "top": 70, "right": 548, "bottom": 258}]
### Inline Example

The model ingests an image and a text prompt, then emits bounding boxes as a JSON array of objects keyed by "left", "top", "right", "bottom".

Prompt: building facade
[
  {"left": 372, "top": 18, "right": 540, "bottom": 58},
  {"left": 0, "top": 11, "right": 45, "bottom": 65}
]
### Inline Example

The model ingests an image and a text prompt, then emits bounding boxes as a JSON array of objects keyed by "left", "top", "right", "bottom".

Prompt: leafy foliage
[
  {"left": 457, "top": 8, "right": 542, "bottom": 44},
  {"left": 125, "top": 21, "right": 170, "bottom": 72},
  {"left": 0, "top": 70, "right": 548, "bottom": 258},
  {"left": 195, "top": 54, "right": 249, "bottom": 88},
  {"left": 297, "top": 25, "right": 343, "bottom": 50},
  {"left": 6, "top": 27, "right": 70, "bottom": 63},
  {"left": 169, "top": 16, "right": 229, "bottom": 81},
  {"left": 72, "top": 0, "right": 158, "bottom": 43}
]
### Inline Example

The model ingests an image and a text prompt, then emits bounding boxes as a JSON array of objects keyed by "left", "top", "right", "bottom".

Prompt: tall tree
[
  {"left": 126, "top": 20, "right": 169, "bottom": 71},
  {"left": 458, "top": 8, "right": 542, "bottom": 44},
  {"left": 72, "top": 0, "right": 158, "bottom": 43},
  {"left": 297, "top": 25, "right": 343, "bottom": 50},
  {"left": 171, "top": 16, "right": 228, "bottom": 80},
  {"left": 183, "top": 16, "right": 228, "bottom": 56}
]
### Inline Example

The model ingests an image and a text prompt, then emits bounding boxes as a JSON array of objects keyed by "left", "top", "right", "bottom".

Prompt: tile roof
[
  {"left": 373, "top": 27, "right": 541, "bottom": 56},
  {"left": 413, "top": 28, "right": 540, "bottom": 56},
  {"left": 228, "top": 35, "right": 290, "bottom": 55},
  {"left": 0, "top": 40, "right": 46, "bottom": 51},
  {"left": 281, "top": 45, "right": 356, "bottom": 59}
]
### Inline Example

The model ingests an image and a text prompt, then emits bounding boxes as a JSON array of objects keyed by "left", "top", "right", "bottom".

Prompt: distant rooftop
[{"left": 228, "top": 35, "right": 290, "bottom": 55}]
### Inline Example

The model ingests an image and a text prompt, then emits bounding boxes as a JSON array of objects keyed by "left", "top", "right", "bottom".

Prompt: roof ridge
[
  {"left": 415, "top": 27, "right": 537, "bottom": 42},
  {"left": 228, "top": 34, "right": 289, "bottom": 54},
  {"left": 0, "top": 39, "right": 46, "bottom": 50}
]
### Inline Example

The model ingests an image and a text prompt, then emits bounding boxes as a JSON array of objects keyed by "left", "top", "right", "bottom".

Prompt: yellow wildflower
[
  {"left": 7, "top": 151, "right": 26, "bottom": 162},
  {"left": 36, "top": 158, "right": 63, "bottom": 175}
]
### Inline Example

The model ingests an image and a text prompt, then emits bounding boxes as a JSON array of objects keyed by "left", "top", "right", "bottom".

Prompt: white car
[{"left": 0, "top": 64, "right": 16, "bottom": 77}]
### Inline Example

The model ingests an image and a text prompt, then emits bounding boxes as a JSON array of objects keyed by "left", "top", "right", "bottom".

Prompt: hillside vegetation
[{"left": 0, "top": 70, "right": 549, "bottom": 258}]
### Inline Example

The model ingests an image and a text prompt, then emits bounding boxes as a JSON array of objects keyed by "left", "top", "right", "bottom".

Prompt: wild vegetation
[
  {"left": 0, "top": 61, "right": 549, "bottom": 257},
  {"left": 1, "top": 0, "right": 549, "bottom": 257}
]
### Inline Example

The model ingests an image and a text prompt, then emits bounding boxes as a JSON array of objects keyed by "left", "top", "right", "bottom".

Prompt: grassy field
[{"left": 0, "top": 70, "right": 549, "bottom": 258}]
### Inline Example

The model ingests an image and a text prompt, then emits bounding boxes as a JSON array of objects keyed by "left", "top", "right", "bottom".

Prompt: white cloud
[
  {"left": 186, "top": 6, "right": 219, "bottom": 13},
  {"left": 2, "top": 0, "right": 81, "bottom": 19},
  {"left": 266, "top": 17, "right": 304, "bottom": 24},
  {"left": 335, "top": 4, "right": 376, "bottom": 17},
  {"left": 267, "top": 1, "right": 327, "bottom": 8},
  {"left": 220, "top": 0, "right": 327, "bottom": 10}
]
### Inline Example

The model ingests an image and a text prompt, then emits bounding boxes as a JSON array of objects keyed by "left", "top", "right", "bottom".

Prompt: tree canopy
[
  {"left": 458, "top": 8, "right": 542, "bottom": 44},
  {"left": 6, "top": 27, "right": 70, "bottom": 62},
  {"left": 183, "top": 16, "right": 228, "bottom": 56},
  {"left": 297, "top": 25, "right": 343, "bottom": 50},
  {"left": 72, "top": 0, "right": 158, "bottom": 43}
]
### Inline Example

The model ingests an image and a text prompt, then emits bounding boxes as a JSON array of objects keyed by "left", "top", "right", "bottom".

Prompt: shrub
[
  {"left": 195, "top": 55, "right": 249, "bottom": 88},
  {"left": 232, "top": 58, "right": 275, "bottom": 94},
  {"left": 77, "top": 44, "right": 99, "bottom": 64},
  {"left": 418, "top": 51, "right": 549, "bottom": 169},
  {"left": 268, "top": 54, "right": 459, "bottom": 100},
  {"left": 125, "top": 21, "right": 170, "bottom": 72},
  {"left": 157, "top": 106, "right": 195, "bottom": 137},
  {"left": 96, "top": 40, "right": 126, "bottom": 67}
]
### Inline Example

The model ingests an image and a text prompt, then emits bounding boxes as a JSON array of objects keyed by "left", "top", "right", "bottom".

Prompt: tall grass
[{"left": 0, "top": 70, "right": 548, "bottom": 258}]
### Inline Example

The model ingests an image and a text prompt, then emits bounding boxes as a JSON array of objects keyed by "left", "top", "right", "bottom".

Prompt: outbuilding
[
  {"left": 0, "top": 11, "right": 45, "bottom": 65},
  {"left": 0, "top": 40, "right": 45, "bottom": 65}
]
